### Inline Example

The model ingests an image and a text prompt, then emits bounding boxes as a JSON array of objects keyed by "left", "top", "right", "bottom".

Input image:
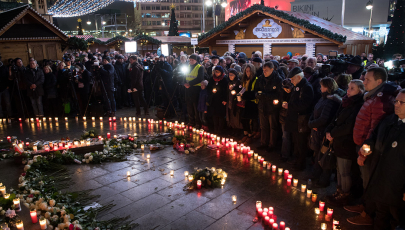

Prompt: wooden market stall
[
  {"left": 198, "top": 4, "right": 375, "bottom": 57},
  {"left": 0, "top": 5, "right": 68, "bottom": 65},
  {"left": 87, "top": 36, "right": 130, "bottom": 54}
]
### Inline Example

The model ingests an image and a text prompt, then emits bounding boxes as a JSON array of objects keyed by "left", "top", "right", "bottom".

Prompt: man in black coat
[
  {"left": 24, "top": 59, "right": 45, "bottom": 117},
  {"left": 283, "top": 67, "right": 314, "bottom": 171},
  {"left": 114, "top": 55, "right": 128, "bottom": 108},
  {"left": 255, "top": 61, "right": 283, "bottom": 152},
  {"left": 352, "top": 89, "right": 405, "bottom": 229},
  {"left": 99, "top": 56, "right": 116, "bottom": 116},
  {"left": 128, "top": 56, "right": 149, "bottom": 116}
]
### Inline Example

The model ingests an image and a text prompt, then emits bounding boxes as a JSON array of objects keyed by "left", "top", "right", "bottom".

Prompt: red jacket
[{"left": 353, "top": 83, "right": 398, "bottom": 159}]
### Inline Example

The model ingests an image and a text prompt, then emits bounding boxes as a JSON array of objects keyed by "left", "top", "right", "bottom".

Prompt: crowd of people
[{"left": 0, "top": 48, "right": 404, "bottom": 229}]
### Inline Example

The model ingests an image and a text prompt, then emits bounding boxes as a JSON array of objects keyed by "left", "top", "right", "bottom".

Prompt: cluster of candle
[
  {"left": 20, "top": 116, "right": 166, "bottom": 124},
  {"left": 256, "top": 201, "right": 289, "bottom": 230},
  {"left": 315, "top": 201, "right": 340, "bottom": 228}
]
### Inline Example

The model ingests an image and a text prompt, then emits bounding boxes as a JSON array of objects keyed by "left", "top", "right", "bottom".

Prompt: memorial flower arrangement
[
  {"left": 81, "top": 130, "right": 98, "bottom": 139},
  {"left": 0, "top": 155, "right": 137, "bottom": 229},
  {"left": 184, "top": 167, "right": 228, "bottom": 190}
]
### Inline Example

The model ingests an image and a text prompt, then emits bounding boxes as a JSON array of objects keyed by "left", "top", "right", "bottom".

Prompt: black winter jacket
[
  {"left": 308, "top": 93, "right": 341, "bottom": 152},
  {"left": 44, "top": 72, "right": 57, "bottom": 98},
  {"left": 364, "top": 114, "right": 405, "bottom": 208},
  {"left": 254, "top": 71, "right": 283, "bottom": 115},
  {"left": 285, "top": 77, "right": 314, "bottom": 133},
  {"left": 25, "top": 67, "right": 44, "bottom": 97},
  {"left": 207, "top": 76, "right": 228, "bottom": 117},
  {"left": 114, "top": 61, "right": 127, "bottom": 85},
  {"left": 241, "top": 76, "right": 259, "bottom": 119},
  {"left": 325, "top": 94, "right": 364, "bottom": 159},
  {"left": 99, "top": 63, "right": 116, "bottom": 91}
]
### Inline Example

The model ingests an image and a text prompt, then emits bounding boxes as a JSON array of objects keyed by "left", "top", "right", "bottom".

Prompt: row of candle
[
  {"left": 20, "top": 116, "right": 165, "bottom": 123},
  {"left": 256, "top": 202, "right": 289, "bottom": 230}
]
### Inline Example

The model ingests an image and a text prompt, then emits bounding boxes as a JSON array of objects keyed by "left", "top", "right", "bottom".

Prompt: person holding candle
[
  {"left": 325, "top": 80, "right": 365, "bottom": 205},
  {"left": 347, "top": 89, "right": 405, "bottom": 228},
  {"left": 197, "top": 80, "right": 209, "bottom": 131},
  {"left": 279, "top": 78, "right": 293, "bottom": 162},
  {"left": 206, "top": 66, "right": 228, "bottom": 135},
  {"left": 283, "top": 67, "right": 314, "bottom": 171},
  {"left": 308, "top": 77, "right": 341, "bottom": 187},
  {"left": 238, "top": 63, "right": 259, "bottom": 145},
  {"left": 346, "top": 68, "right": 397, "bottom": 221},
  {"left": 254, "top": 61, "right": 283, "bottom": 153},
  {"left": 226, "top": 68, "right": 243, "bottom": 134}
]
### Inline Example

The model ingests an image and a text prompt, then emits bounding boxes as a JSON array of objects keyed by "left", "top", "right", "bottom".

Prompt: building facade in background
[{"left": 139, "top": 0, "right": 225, "bottom": 37}]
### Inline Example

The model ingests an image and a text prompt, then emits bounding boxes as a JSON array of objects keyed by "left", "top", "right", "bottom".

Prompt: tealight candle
[
  {"left": 256, "top": 201, "right": 262, "bottom": 211},
  {"left": 33, "top": 145, "right": 37, "bottom": 152},
  {"left": 301, "top": 184, "right": 306, "bottom": 192},
  {"left": 83, "top": 116, "right": 86, "bottom": 121},
  {"left": 272, "top": 165, "right": 277, "bottom": 172},
  {"left": 146, "top": 154, "right": 150, "bottom": 159},
  {"left": 48, "top": 117, "right": 52, "bottom": 121},
  {"left": 141, "top": 145, "right": 145, "bottom": 151},
  {"left": 293, "top": 179, "right": 298, "bottom": 187},
  {"left": 284, "top": 170, "right": 289, "bottom": 179},
  {"left": 55, "top": 117, "right": 58, "bottom": 122},
  {"left": 272, "top": 223, "right": 278, "bottom": 230},
  {"left": 280, "top": 221, "right": 285, "bottom": 230},
  {"left": 278, "top": 168, "right": 283, "bottom": 175},
  {"left": 16, "top": 220, "right": 24, "bottom": 230},
  {"left": 363, "top": 144, "right": 370, "bottom": 154},
  {"left": 4, "top": 193, "right": 10, "bottom": 199},
  {"left": 319, "top": 201, "right": 325, "bottom": 211},
  {"left": 13, "top": 198, "right": 20, "bottom": 210},
  {"left": 273, "top": 99, "right": 279, "bottom": 105},
  {"left": 40, "top": 217, "right": 47, "bottom": 229},
  {"left": 257, "top": 208, "right": 263, "bottom": 217},
  {"left": 263, "top": 161, "right": 267, "bottom": 167},
  {"left": 327, "top": 208, "right": 333, "bottom": 217},
  {"left": 127, "top": 171, "right": 131, "bottom": 177},
  {"left": 30, "top": 209, "right": 37, "bottom": 223},
  {"left": 232, "top": 195, "right": 237, "bottom": 203},
  {"left": 254, "top": 153, "right": 258, "bottom": 159},
  {"left": 92, "top": 117, "right": 95, "bottom": 121},
  {"left": 188, "top": 175, "right": 193, "bottom": 181},
  {"left": 197, "top": 180, "right": 202, "bottom": 189},
  {"left": 315, "top": 207, "right": 320, "bottom": 214},
  {"left": 170, "top": 170, "right": 174, "bottom": 176},
  {"left": 312, "top": 193, "right": 318, "bottom": 202},
  {"left": 107, "top": 133, "right": 111, "bottom": 139},
  {"left": 307, "top": 189, "right": 312, "bottom": 198},
  {"left": 65, "top": 117, "right": 68, "bottom": 121},
  {"left": 321, "top": 223, "right": 327, "bottom": 230},
  {"left": 184, "top": 171, "right": 189, "bottom": 177},
  {"left": 287, "top": 179, "right": 291, "bottom": 186},
  {"left": 257, "top": 156, "right": 261, "bottom": 162}
]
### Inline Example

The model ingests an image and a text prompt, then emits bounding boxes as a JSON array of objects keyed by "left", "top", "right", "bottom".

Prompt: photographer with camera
[
  {"left": 346, "top": 56, "right": 364, "bottom": 80},
  {"left": 128, "top": 55, "right": 149, "bottom": 116},
  {"left": 24, "top": 59, "right": 44, "bottom": 117},
  {"left": 99, "top": 56, "right": 117, "bottom": 117}
]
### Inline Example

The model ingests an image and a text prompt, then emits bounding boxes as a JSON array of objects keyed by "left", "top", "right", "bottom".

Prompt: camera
[{"left": 387, "top": 59, "right": 405, "bottom": 81}]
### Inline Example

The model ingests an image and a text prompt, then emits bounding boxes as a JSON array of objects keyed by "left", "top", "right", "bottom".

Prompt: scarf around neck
[
  {"left": 363, "top": 83, "right": 384, "bottom": 101},
  {"left": 213, "top": 73, "right": 224, "bottom": 82}
]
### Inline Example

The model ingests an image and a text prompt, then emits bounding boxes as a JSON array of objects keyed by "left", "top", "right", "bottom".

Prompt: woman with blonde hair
[{"left": 238, "top": 63, "right": 259, "bottom": 144}]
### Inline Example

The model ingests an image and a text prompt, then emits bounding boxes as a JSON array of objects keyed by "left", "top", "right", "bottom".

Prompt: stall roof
[
  {"left": 153, "top": 36, "right": 191, "bottom": 44},
  {"left": 0, "top": 5, "right": 67, "bottom": 41}
]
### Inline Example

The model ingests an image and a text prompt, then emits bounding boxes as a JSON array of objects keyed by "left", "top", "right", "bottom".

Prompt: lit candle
[
  {"left": 312, "top": 193, "right": 318, "bottom": 202},
  {"left": 272, "top": 223, "right": 278, "bottom": 230},
  {"left": 254, "top": 153, "right": 258, "bottom": 159},
  {"left": 321, "top": 223, "right": 327, "bottom": 230},
  {"left": 315, "top": 207, "right": 320, "bottom": 214},
  {"left": 293, "top": 179, "right": 298, "bottom": 187},
  {"left": 256, "top": 201, "right": 262, "bottom": 211},
  {"left": 280, "top": 221, "right": 285, "bottom": 230},
  {"left": 288, "top": 174, "right": 293, "bottom": 180},
  {"left": 107, "top": 133, "right": 111, "bottom": 139},
  {"left": 143, "top": 118, "right": 146, "bottom": 122},
  {"left": 30, "top": 209, "right": 37, "bottom": 223},
  {"left": 263, "top": 161, "right": 267, "bottom": 167},
  {"left": 269, "top": 218, "right": 275, "bottom": 226},
  {"left": 257, "top": 156, "right": 261, "bottom": 162},
  {"left": 188, "top": 175, "right": 193, "bottom": 181},
  {"left": 327, "top": 208, "right": 333, "bottom": 217},
  {"left": 272, "top": 165, "right": 277, "bottom": 172},
  {"left": 113, "top": 116, "right": 116, "bottom": 122},
  {"left": 232, "top": 195, "right": 237, "bottom": 203},
  {"left": 16, "top": 220, "right": 24, "bottom": 230},
  {"left": 319, "top": 201, "right": 325, "bottom": 211},
  {"left": 301, "top": 184, "right": 306, "bottom": 192},
  {"left": 91, "top": 117, "right": 95, "bottom": 121},
  {"left": 273, "top": 99, "right": 279, "bottom": 105},
  {"left": 184, "top": 171, "right": 189, "bottom": 177},
  {"left": 4, "top": 193, "right": 10, "bottom": 199},
  {"left": 146, "top": 153, "right": 150, "bottom": 159},
  {"left": 40, "top": 217, "right": 47, "bottom": 229},
  {"left": 65, "top": 117, "right": 68, "bottom": 121},
  {"left": 13, "top": 198, "right": 20, "bottom": 210},
  {"left": 285, "top": 228, "right": 291, "bottom": 230},
  {"left": 197, "top": 180, "right": 202, "bottom": 189},
  {"left": 170, "top": 170, "right": 174, "bottom": 177},
  {"left": 127, "top": 171, "right": 131, "bottom": 177},
  {"left": 284, "top": 170, "right": 289, "bottom": 179},
  {"left": 221, "top": 179, "right": 225, "bottom": 185},
  {"left": 141, "top": 145, "right": 145, "bottom": 151},
  {"left": 55, "top": 117, "right": 58, "bottom": 122},
  {"left": 264, "top": 216, "right": 270, "bottom": 225},
  {"left": 287, "top": 178, "right": 291, "bottom": 186},
  {"left": 307, "top": 189, "right": 312, "bottom": 198},
  {"left": 257, "top": 208, "right": 263, "bottom": 217},
  {"left": 278, "top": 168, "right": 283, "bottom": 175},
  {"left": 363, "top": 144, "right": 370, "bottom": 154},
  {"left": 30, "top": 118, "right": 34, "bottom": 122},
  {"left": 83, "top": 116, "right": 86, "bottom": 121},
  {"left": 231, "top": 90, "right": 236, "bottom": 95}
]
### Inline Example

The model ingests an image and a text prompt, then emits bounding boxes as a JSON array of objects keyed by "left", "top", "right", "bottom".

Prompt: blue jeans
[
  {"left": 336, "top": 157, "right": 352, "bottom": 193},
  {"left": 0, "top": 89, "right": 12, "bottom": 117},
  {"left": 30, "top": 96, "right": 44, "bottom": 116},
  {"left": 281, "top": 123, "right": 292, "bottom": 159}
]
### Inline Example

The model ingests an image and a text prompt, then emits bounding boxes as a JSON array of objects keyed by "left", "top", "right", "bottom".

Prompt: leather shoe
[
  {"left": 347, "top": 211, "right": 373, "bottom": 226},
  {"left": 344, "top": 204, "right": 365, "bottom": 214}
]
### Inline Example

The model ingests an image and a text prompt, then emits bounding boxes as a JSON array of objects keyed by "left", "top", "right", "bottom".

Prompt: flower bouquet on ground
[
  {"left": 81, "top": 130, "right": 98, "bottom": 139},
  {"left": 184, "top": 167, "right": 228, "bottom": 190}
]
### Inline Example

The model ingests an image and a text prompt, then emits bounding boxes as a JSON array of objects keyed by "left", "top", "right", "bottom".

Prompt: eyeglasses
[{"left": 394, "top": 100, "right": 405, "bottom": 105}]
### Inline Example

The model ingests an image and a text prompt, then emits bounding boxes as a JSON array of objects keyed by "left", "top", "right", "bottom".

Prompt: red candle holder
[
  {"left": 284, "top": 170, "right": 289, "bottom": 179},
  {"left": 264, "top": 216, "right": 270, "bottom": 225},
  {"left": 197, "top": 180, "right": 202, "bottom": 189},
  {"left": 269, "top": 218, "right": 275, "bottom": 226},
  {"left": 260, "top": 158, "right": 264, "bottom": 164},
  {"left": 280, "top": 221, "right": 285, "bottom": 230},
  {"left": 272, "top": 223, "right": 278, "bottom": 230},
  {"left": 109, "top": 117, "right": 112, "bottom": 122},
  {"left": 107, "top": 133, "right": 111, "bottom": 139},
  {"left": 257, "top": 208, "right": 263, "bottom": 217},
  {"left": 287, "top": 179, "right": 291, "bottom": 186},
  {"left": 30, "top": 209, "right": 37, "bottom": 223},
  {"left": 319, "top": 201, "right": 325, "bottom": 211}
]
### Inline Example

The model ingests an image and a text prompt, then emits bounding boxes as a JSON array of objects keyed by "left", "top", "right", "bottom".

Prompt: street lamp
[
  {"left": 87, "top": 20, "right": 91, "bottom": 25},
  {"left": 205, "top": 0, "right": 212, "bottom": 6},
  {"left": 366, "top": 0, "right": 373, "bottom": 37}
]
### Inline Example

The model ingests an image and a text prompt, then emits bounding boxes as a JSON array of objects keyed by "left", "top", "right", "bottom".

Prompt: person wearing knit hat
[
  {"left": 283, "top": 66, "right": 314, "bottom": 171},
  {"left": 252, "top": 57, "right": 263, "bottom": 77},
  {"left": 206, "top": 64, "right": 228, "bottom": 134}
]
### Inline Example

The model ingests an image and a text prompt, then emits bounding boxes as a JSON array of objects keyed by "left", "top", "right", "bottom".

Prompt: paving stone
[
  {"left": 161, "top": 210, "right": 216, "bottom": 230},
  {"left": 120, "top": 178, "right": 172, "bottom": 201}
]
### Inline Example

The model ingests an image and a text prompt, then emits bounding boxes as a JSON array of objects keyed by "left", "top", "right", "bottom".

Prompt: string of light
[{"left": 49, "top": 0, "right": 152, "bottom": 18}]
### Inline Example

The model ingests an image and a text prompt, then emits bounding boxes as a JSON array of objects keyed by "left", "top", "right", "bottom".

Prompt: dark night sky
[{"left": 55, "top": 1, "right": 135, "bottom": 32}]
